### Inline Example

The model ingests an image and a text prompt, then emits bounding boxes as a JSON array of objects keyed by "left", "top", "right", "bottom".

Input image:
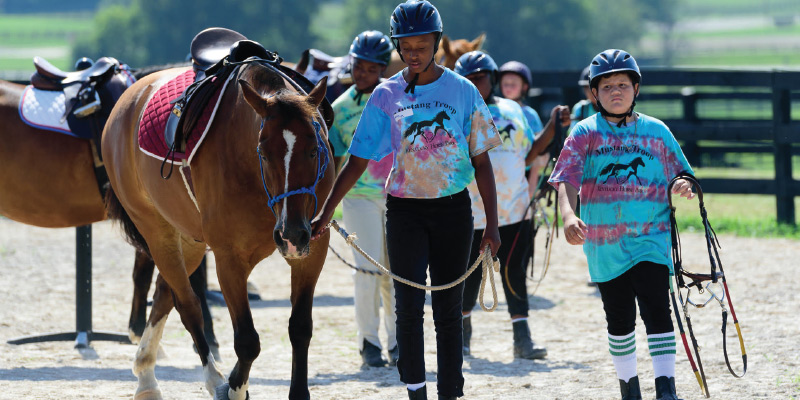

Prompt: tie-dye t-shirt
[
  {"left": 468, "top": 97, "right": 535, "bottom": 229},
  {"left": 548, "top": 113, "right": 693, "bottom": 282},
  {"left": 349, "top": 68, "right": 501, "bottom": 199},
  {"left": 329, "top": 85, "right": 392, "bottom": 199},
  {"left": 521, "top": 105, "right": 543, "bottom": 133}
]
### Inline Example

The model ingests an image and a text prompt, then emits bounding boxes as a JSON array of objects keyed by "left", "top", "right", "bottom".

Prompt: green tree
[{"left": 75, "top": 0, "right": 318, "bottom": 67}]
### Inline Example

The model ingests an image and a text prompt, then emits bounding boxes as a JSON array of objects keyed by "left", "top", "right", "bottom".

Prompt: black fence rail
[{"left": 528, "top": 68, "right": 800, "bottom": 224}]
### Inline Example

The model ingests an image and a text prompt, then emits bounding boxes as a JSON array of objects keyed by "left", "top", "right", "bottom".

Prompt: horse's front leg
[
  {"left": 285, "top": 232, "right": 329, "bottom": 400},
  {"left": 214, "top": 252, "right": 259, "bottom": 400}
]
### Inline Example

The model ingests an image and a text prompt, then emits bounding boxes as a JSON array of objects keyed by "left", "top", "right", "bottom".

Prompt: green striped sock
[
  {"left": 609, "top": 331, "right": 637, "bottom": 382},
  {"left": 648, "top": 331, "right": 676, "bottom": 378}
]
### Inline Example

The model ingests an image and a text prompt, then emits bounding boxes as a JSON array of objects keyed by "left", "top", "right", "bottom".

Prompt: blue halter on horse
[{"left": 257, "top": 118, "right": 329, "bottom": 218}]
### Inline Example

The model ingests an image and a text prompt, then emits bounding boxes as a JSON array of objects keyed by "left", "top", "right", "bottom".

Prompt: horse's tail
[
  {"left": 105, "top": 186, "right": 151, "bottom": 257},
  {"left": 599, "top": 163, "right": 614, "bottom": 176}
]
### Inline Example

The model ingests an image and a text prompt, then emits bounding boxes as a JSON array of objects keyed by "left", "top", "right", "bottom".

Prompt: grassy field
[{"left": 0, "top": 13, "right": 93, "bottom": 71}]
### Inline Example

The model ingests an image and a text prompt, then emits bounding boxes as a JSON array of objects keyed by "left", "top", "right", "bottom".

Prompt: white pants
[{"left": 343, "top": 197, "right": 397, "bottom": 351}]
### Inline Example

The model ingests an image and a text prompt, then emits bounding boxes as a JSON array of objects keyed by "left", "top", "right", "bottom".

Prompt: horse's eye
[{"left": 310, "top": 149, "right": 318, "bottom": 158}]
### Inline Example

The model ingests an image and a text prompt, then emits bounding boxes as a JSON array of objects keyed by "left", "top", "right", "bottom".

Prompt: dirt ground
[{"left": 0, "top": 218, "right": 798, "bottom": 399}]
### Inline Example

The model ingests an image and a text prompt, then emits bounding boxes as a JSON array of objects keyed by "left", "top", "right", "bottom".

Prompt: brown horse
[
  {"left": 0, "top": 74, "right": 164, "bottom": 343},
  {"left": 385, "top": 33, "right": 486, "bottom": 76},
  {"left": 102, "top": 59, "right": 333, "bottom": 399}
]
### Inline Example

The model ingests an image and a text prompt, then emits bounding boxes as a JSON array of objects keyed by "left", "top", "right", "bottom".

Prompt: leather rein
[{"left": 667, "top": 173, "right": 747, "bottom": 398}]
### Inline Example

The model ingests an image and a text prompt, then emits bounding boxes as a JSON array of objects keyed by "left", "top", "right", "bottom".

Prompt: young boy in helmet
[
  {"left": 311, "top": 1, "right": 502, "bottom": 399},
  {"left": 549, "top": 49, "right": 695, "bottom": 400},
  {"left": 570, "top": 65, "right": 599, "bottom": 130},
  {"left": 328, "top": 30, "right": 398, "bottom": 368},
  {"left": 497, "top": 61, "right": 550, "bottom": 197},
  {"left": 455, "top": 51, "right": 569, "bottom": 361}
]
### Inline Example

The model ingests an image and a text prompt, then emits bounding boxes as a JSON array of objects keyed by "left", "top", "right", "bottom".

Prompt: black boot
[
  {"left": 654, "top": 376, "right": 682, "bottom": 400},
  {"left": 619, "top": 376, "right": 642, "bottom": 400},
  {"left": 360, "top": 339, "right": 387, "bottom": 367},
  {"left": 438, "top": 396, "right": 457, "bottom": 400},
  {"left": 462, "top": 315, "right": 472, "bottom": 356},
  {"left": 407, "top": 385, "right": 427, "bottom": 400},
  {"left": 512, "top": 320, "right": 547, "bottom": 359}
]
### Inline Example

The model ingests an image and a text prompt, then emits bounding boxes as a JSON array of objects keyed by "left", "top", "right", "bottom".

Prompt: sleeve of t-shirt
[
  {"left": 464, "top": 88, "right": 502, "bottom": 157},
  {"left": 661, "top": 125, "right": 695, "bottom": 178},
  {"left": 519, "top": 106, "right": 535, "bottom": 145},
  {"left": 524, "top": 107, "right": 543, "bottom": 133},
  {"left": 548, "top": 123, "right": 589, "bottom": 191},
  {"left": 348, "top": 98, "right": 392, "bottom": 161}
]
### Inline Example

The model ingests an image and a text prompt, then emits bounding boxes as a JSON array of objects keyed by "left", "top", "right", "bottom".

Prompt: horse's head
[
  {"left": 439, "top": 110, "right": 451, "bottom": 120},
  {"left": 240, "top": 67, "right": 329, "bottom": 259},
  {"left": 438, "top": 33, "right": 486, "bottom": 69}
]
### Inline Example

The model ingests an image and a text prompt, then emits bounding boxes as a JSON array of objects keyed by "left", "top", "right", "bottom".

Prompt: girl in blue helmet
[
  {"left": 311, "top": 1, "right": 502, "bottom": 399},
  {"left": 549, "top": 49, "right": 695, "bottom": 400},
  {"left": 454, "top": 51, "right": 570, "bottom": 361},
  {"left": 328, "top": 30, "right": 398, "bottom": 369}
]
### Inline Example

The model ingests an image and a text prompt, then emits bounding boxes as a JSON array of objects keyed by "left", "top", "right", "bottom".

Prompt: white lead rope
[{"left": 328, "top": 220, "right": 500, "bottom": 312}]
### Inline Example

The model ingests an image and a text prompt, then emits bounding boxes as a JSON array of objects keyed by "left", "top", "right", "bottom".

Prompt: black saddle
[
  {"left": 190, "top": 27, "right": 247, "bottom": 74},
  {"left": 31, "top": 56, "right": 119, "bottom": 92}
]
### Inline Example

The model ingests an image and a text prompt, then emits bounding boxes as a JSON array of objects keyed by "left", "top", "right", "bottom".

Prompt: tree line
[{"left": 73, "top": 0, "right": 676, "bottom": 70}]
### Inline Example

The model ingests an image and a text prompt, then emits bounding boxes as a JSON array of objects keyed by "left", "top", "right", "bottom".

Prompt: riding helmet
[
  {"left": 498, "top": 61, "right": 532, "bottom": 87},
  {"left": 74, "top": 57, "right": 94, "bottom": 71},
  {"left": 350, "top": 30, "right": 394, "bottom": 66},
  {"left": 454, "top": 51, "right": 498, "bottom": 81},
  {"left": 589, "top": 49, "right": 640, "bottom": 89},
  {"left": 578, "top": 65, "right": 591, "bottom": 87},
  {"left": 389, "top": 0, "right": 443, "bottom": 54}
]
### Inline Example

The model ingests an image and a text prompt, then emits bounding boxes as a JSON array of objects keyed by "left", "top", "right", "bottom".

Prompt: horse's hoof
[
  {"left": 214, "top": 383, "right": 250, "bottom": 400},
  {"left": 134, "top": 387, "right": 163, "bottom": 400}
]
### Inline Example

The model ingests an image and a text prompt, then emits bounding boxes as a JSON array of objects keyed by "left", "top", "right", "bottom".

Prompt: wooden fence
[{"left": 528, "top": 69, "right": 800, "bottom": 224}]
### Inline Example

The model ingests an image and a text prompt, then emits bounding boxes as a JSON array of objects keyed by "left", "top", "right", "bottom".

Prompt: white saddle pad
[{"left": 18, "top": 85, "right": 73, "bottom": 136}]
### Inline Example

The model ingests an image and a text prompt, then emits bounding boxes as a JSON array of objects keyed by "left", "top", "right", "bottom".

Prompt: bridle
[
  {"left": 668, "top": 173, "right": 747, "bottom": 398},
  {"left": 257, "top": 118, "right": 329, "bottom": 219}
]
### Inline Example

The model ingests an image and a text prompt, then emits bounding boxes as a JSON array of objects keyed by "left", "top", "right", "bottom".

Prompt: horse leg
[
  {"left": 214, "top": 251, "right": 258, "bottom": 400},
  {"left": 133, "top": 274, "right": 172, "bottom": 400},
  {"left": 129, "top": 249, "right": 155, "bottom": 343},
  {"left": 285, "top": 234, "right": 328, "bottom": 400},
  {"left": 189, "top": 255, "right": 221, "bottom": 361}
]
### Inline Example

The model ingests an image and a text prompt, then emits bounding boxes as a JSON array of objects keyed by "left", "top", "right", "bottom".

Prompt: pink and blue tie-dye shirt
[
  {"left": 329, "top": 85, "right": 392, "bottom": 199},
  {"left": 468, "top": 97, "right": 535, "bottom": 229},
  {"left": 349, "top": 68, "right": 501, "bottom": 199},
  {"left": 548, "top": 113, "right": 693, "bottom": 282}
]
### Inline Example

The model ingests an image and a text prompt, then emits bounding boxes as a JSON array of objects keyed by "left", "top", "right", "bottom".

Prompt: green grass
[
  {"left": 0, "top": 56, "right": 71, "bottom": 71},
  {"left": 0, "top": 13, "right": 94, "bottom": 72},
  {"left": 673, "top": 51, "right": 800, "bottom": 68},
  {"left": 678, "top": 0, "right": 800, "bottom": 17},
  {"left": 672, "top": 192, "right": 800, "bottom": 238}
]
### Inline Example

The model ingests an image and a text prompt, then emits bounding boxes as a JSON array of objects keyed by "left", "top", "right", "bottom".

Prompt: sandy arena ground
[{"left": 0, "top": 218, "right": 798, "bottom": 399}]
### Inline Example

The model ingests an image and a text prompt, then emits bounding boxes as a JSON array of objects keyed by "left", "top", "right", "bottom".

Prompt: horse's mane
[{"left": 244, "top": 62, "right": 317, "bottom": 123}]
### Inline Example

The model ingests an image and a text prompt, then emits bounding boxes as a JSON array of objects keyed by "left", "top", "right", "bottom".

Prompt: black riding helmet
[
  {"left": 389, "top": 0, "right": 443, "bottom": 94},
  {"left": 498, "top": 60, "right": 532, "bottom": 87},
  {"left": 588, "top": 49, "right": 641, "bottom": 126},
  {"left": 74, "top": 57, "right": 94, "bottom": 71},
  {"left": 454, "top": 51, "right": 498, "bottom": 85},
  {"left": 578, "top": 65, "right": 591, "bottom": 87},
  {"left": 350, "top": 30, "right": 394, "bottom": 66}
]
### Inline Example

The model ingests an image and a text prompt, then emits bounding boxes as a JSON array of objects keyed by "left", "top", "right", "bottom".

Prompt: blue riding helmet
[
  {"left": 589, "top": 49, "right": 641, "bottom": 89},
  {"left": 350, "top": 30, "right": 394, "bottom": 66},
  {"left": 578, "top": 65, "right": 591, "bottom": 86},
  {"left": 454, "top": 51, "right": 497, "bottom": 79},
  {"left": 74, "top": 57, "right": 94, "bottom": 71},
  {"left": 498, "top": 60, "right": 532, "bottom": 86},
  {"left": 389, "top": 0, "right": 443, "bottom": 56}
]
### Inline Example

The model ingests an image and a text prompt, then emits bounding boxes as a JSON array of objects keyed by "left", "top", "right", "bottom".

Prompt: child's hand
[
  {"left": 564, "top": 215, "right": 587, "bottom": 245},
  {"left": 550, "top": 105, "right": 571, "bottom": 128},
  {"left": 479, "top": 226, "right": 501, "bottom": 258},
  {"left": 671, "top": 178, "right": 696, "bottom": 200},
  {"left": 310, "top": 211, "right": 333, "bottom": 241}
]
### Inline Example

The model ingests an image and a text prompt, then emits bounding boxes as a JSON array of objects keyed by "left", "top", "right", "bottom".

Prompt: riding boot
[
  {"left": 462, "top": 315, "right": 472, "bottom": 356},
  {"left": 619, "top": 376, "right": 642, "bottom": 400},
  {"left": 654, "top": 376, "right": 682, "bottom": 400},
  {"left": 512, "top": 320, "right": 547, "bottom": 359},
  {"left": 360, "top": 339, "right": 388, "bottom": 367},
  {"left": 407, "top": 385, "right": 427, "bottom": 400}
]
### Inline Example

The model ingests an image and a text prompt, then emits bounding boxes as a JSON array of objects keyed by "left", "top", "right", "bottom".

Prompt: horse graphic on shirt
[
  {"left": 600, "top": 156, "right": 646, "bottom": 185},
  {"left": 498, "top": 123, "right": 516, "bottom": 144},
  {"left": 403, "top": 111, "right": 451, "bottom": 144}
]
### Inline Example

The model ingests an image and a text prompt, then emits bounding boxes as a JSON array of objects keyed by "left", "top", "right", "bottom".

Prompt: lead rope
[{"left": 328, "top": 220, "right": 500, "bottom": 312}]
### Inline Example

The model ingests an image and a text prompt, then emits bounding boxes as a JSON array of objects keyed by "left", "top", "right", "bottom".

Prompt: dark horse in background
[{"left": 102, "top": 52, "right": 334, "bottom": 399}]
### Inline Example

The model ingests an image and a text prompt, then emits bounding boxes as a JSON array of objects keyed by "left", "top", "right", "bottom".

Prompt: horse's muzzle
[{"left": 273, "top": 224, "right": 311, "bottom": 259}]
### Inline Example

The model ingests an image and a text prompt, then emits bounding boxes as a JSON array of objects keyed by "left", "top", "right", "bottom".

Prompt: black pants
[
  {"left": 596, "top": 261, "right": 674, "bottom": 336},
  {"left": 462, "top": 220, "right": 531, "bottom": 317},
  {"left": 385, "top": 190, "right": 473, "bottom": 398}
]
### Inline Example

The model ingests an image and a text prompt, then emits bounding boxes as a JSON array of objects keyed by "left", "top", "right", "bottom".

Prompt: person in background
[
  {"left": 570, "top": 65, "right": 599, "bottom": 130},
  {"left": 456, "top": 51, "right": 570, "bottom": 361},
  {"left": 328, "top": 30, "right": 397, "bottom": 368}
]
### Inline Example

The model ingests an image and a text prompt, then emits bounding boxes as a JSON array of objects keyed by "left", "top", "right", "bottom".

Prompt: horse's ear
[
  {"left": 307, "top": 76, "right": 327, "bottom": 108},
  {"left": 440, "top": 35, "right": 452, "bottom": 56},
  {"left": 239, "top": 79, "right": 268, "bottom": 116},
  {"left": 471, "top": 33, "right": 486, "bottom": 50}
]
